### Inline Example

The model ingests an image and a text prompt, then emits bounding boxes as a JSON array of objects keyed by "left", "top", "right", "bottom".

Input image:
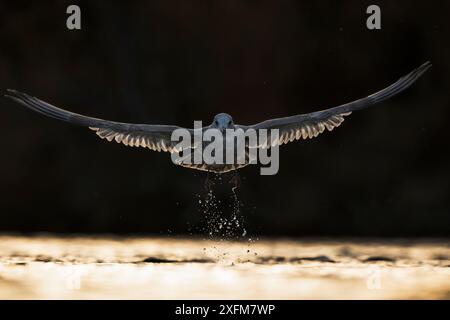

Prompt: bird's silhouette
[{"left": 5, "top": 62, "right": 431, "bottom": 173}]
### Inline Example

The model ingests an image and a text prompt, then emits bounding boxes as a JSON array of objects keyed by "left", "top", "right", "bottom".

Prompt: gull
[{"left": 5, "top": 62, "right": 431, "bottom": 174}]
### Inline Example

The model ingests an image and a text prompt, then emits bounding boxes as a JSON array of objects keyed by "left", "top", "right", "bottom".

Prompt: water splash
[
  {"left": 190, "top": 173, "right": 260, "bottom": 263},
  {"left": 197, "top": 173, "right": 246, "bottom": 240}
]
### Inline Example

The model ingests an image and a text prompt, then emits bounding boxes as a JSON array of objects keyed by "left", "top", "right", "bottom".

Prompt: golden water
[{"left": 0, "top": 235, "right": 449, "bottom": 299}]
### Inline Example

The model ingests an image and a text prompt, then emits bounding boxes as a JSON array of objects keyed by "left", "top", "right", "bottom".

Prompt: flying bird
[{"left": 5, "top": 62, "right": 431, "bottom": 174}]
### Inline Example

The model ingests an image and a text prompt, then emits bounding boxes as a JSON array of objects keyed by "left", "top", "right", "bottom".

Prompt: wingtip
[
  {"left": 4, "top": 90, "right": 14, "bottom": 99},
  {"left": 4, "top": 94, "right": 23, "bottom": 105},
  {"left": 422, "top": 60, "right": 432, "bottom": 70},
  {"left": 4, "top": 89, "right": 19, "bottom": 98},
  {"left": 412, "top": 61, "right": 432, "bottom": 79},
  {"left": 4, "top": 89, "right": 33, "bottom": 102},
  {"left": 4, "top": 89, "right": 28, "bottom": 104},
  {"left": 6, "top": 88, "right": 17, "bottom": 94}
]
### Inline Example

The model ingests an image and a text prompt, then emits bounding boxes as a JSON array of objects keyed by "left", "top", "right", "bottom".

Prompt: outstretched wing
[
  {"left": 5, "top": 89, "right": 197, "bottom": 153},
  {"left": 240, "top": 61, "right": 431, "bottom": 148}
]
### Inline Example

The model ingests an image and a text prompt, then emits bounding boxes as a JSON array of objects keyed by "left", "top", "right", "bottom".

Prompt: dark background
[{"left": 0, "top": 1, "right": 448, "bottom": 237}]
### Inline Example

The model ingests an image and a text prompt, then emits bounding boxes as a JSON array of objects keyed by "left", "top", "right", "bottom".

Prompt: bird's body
[{"left": 5, "top": 62, "right": 431, "bottom": 173}]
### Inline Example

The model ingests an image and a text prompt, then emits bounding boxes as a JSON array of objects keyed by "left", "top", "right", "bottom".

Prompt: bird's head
[{"left": 212, "top": 113, "right": 234, "bottom": 132}]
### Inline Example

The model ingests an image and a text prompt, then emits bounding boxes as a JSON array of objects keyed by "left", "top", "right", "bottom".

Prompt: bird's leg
[{"left": 228, "top": 171, "right": 241, "bottom": 191}]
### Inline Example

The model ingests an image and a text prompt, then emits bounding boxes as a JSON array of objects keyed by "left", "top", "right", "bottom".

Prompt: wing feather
[
  {"left": 241, "top": 61, "right": 431, "bottom": 147},
  {"left": 5, "top": 89, "right": 198, "bottom": 153}
]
